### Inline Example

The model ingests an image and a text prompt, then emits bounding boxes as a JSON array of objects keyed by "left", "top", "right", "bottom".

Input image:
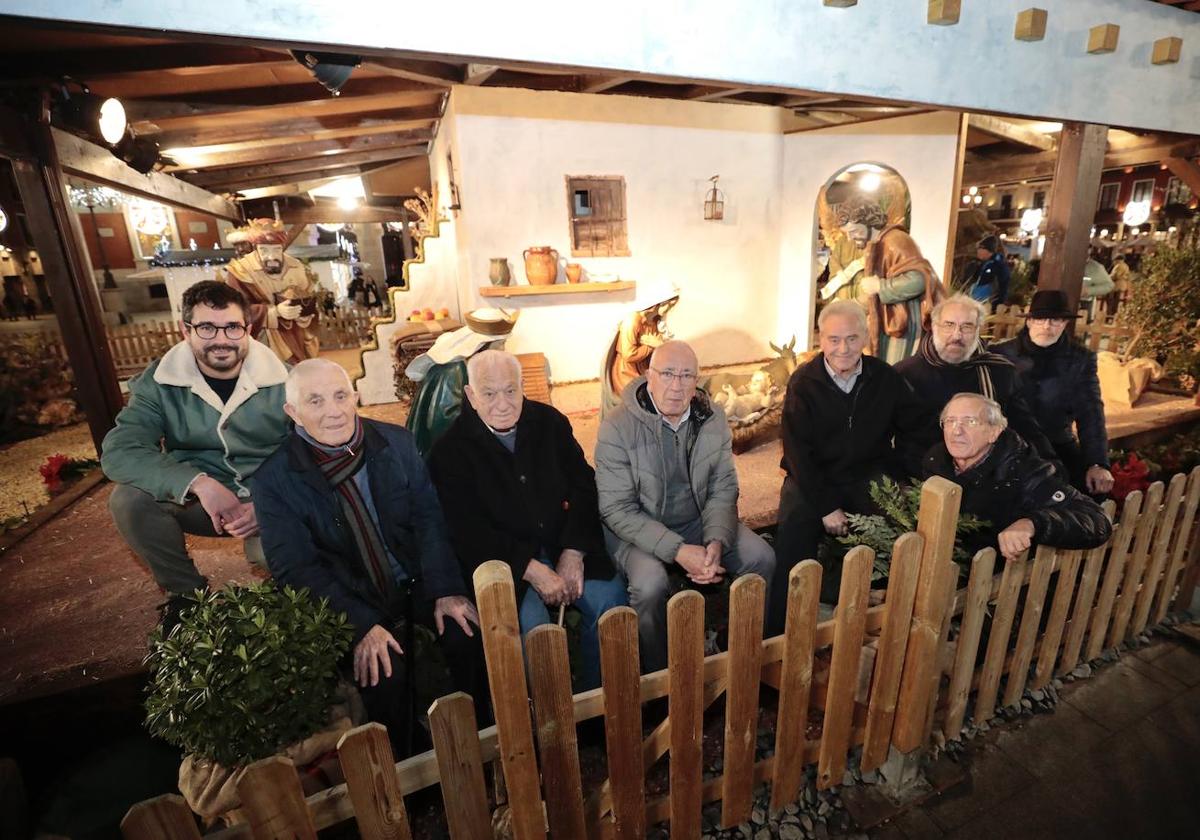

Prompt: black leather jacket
[{"left": 923, "top": 429, "right": 1112, "bottom": 558}]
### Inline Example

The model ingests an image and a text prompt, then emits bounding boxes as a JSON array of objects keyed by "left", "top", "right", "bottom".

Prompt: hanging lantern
[{"left": 704, "top": 175, "right": 724, "bottom": 221}]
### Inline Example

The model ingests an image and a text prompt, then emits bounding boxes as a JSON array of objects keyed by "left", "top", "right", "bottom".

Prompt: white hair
[
  {"left": 931, "top": 293, "right": 987, "bottom": 327},
  {"left": 817, "top": 299, "right": 869, "bottom": 335},
  {"left": 285, "top": 358, "right": 353, "bottom": 406},
  {"left": 466, "top": 348, "right": 522, "bottom": 388},
  {"left": 941, "top": 392, "right": 1008, "bottom": 429}
]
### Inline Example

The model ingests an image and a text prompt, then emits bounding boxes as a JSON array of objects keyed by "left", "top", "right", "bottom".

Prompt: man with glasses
[
  {"left": 102, "top": 281, "right": 290, "bottom": 627},
  {"left": 595, "top": 340, "right": 775, "bottom": 673},
  {"left": 923, "top": 393, "right": 1110, "bottom": 563},
  {"left": 895, "top": 293, "right": 1058, "bottom": 479},
  {"left": 993, "top": 290, "right": 1113, "bottom": 495}
]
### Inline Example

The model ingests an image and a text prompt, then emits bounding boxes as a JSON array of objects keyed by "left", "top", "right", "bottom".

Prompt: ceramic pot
[
  {"left": 488, "top": 257, "right": 511, "bottom": 286},
  {"left": 523, "top": 246, "right": 559, "bottom": 285},
  {"left": 565, "top": 263, "right": 583, "bottom": 284}
]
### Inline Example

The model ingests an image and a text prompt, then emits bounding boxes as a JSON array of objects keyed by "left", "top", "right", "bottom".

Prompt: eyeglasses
[
  {"left": 650, "top": 368, "right": 698, "bottom": 385},
  {"left": 186, "top": 321, "right": 247, "bottom": 340},
  {"left": 936, "top": 321, "right": 978, "bottom": 335},
  {"left": 940, "top": 416, "right": 985, "bottom": 429},
  {"left": 1028, "top": 317, "right": 1069, "bottom": 327}
]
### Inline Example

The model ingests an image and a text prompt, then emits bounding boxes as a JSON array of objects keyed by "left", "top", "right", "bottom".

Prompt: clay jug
[
  {"left": 488, "top": 257, "right": 511, "bottom": 286},
  {"left": 565, "top": 263, "right": 583, "bottom": 283},
  {"left": 523, "top": 246, "right": 559, "bottom": 285}
]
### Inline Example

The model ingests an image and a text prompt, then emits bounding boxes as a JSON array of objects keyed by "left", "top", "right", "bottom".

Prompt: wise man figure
[{"left": 222, "top": 218, "right": 320, "bottom": 364}]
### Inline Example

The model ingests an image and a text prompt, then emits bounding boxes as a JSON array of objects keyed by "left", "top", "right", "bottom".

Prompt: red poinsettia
[
  {"left": 38, "top": 453, "right": 71, "bottom": 493},
  {"left": 1110, "top": 452, "right": 1151, "bottom": 501}
]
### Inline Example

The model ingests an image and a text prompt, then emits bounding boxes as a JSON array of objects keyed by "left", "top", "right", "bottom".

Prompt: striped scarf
[
  {"left": 918, "top": 333, "right": 1013, "bottom": 401},
  {"left": 305, "top": 418, "right": 395, "bottom": 600}
]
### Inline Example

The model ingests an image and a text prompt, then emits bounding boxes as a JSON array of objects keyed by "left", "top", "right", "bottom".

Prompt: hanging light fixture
[
  {"left": 53, "top": 82, "right": 127, "bottom": 147},
  {"left": 704, "top": 175, "right": 724, "bottom": 221},
  {"left": 291, "top": 50, "right": 362, "bottom": 96}
]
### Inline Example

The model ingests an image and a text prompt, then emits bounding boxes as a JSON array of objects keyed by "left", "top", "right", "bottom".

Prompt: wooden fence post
[
  {"left": 721, "top": 574, "right": 765, "bottom": 828},
  {"left": 526, "top": 625, "right": 587, "bottom": 840},
  {"left": 1086, "top": 491, "right": 1143, "bottom": 662},
  {"left": 1109, "top": 482, "right": 1165, "bottom": 647},
  {"left": 943, "top": 549, "right": 997, "bottom": 740},
  {"left": 892, "top": 476, "right": 961, "bottom": 752},
  {"left": 860, "top": 533, "right": 923, "bottom": 772},
  {"left": 472, "top": 561, "right": 547, "bottom": 840},
  {"left": 974, "top": 551, "right": 1028, "bottom": 723},
  {"left": 336, "top": 722, "right": 412, "bottom": 840},
  {"left": 769, "top": 560, "right": 821, "bottom": 813},
  {"left": 598, "top": 607, "right": 645, "bottom": 840},
  {"left": 1155, "top": 466, "right": 1200, "bottom": 622},
  {"left": 1132, "top": 473, "right": 1187, "bottom": 636},
  {"left": 1003, "top": 546, "right": 1056, "bottom": 707},
  {"left": 817, "top": 546, "right": 872, "bottom": 790},
  {"left": 236, "top": 756, "right": 318, "bottom": 840},
  {"left": 429, "top": 693, "right": 492, "bottom": 840},
  {"left": 1033, "top": 549, "right": 1083, "bottom": 691},
  {"left": 120, "top": 794, "right": 202, "bottom": 840},
  {"left": 667, "top": 590, "right": 705, "bottom": 838},
  {"left": 1060, "top": 501, "right": 1117, "bottom": 674}
]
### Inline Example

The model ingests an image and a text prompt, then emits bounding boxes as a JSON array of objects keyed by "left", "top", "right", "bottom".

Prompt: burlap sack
[
  {"left": 1097, "top": 351, "right": 1162, "bottom": 408},
  {"left": 178, "top": 683, "right": 365, "bottom": 824}
]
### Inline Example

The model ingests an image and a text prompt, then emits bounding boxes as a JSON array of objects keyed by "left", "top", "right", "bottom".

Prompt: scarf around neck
[
  {"left": 302, "top": 417, "right": 395, "bottom": 600},
  {"left": 918, "top": 333, "right": 1013, "bottom": 400}
]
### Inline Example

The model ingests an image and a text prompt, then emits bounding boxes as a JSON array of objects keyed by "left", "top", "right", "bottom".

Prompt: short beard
[{"left": 203, "top": 344, "right": 244, "bottom": 371}]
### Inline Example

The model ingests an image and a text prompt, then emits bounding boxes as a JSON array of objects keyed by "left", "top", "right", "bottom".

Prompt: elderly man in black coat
[
  {"left": 924, "top": 393, "right": 1111, "bottom": 562},
  {"left": 895, "top": 293, "right": 1059, "bottom": 479},
  {"left": 428, "top": 349, "right": 627, "bottom": 690},
  {"left": 992, "top": 290, "right": 1114, "bottom": 496},
  {"left": 252, "top": 359, "right": 489, "bottom": 757},
  {"left": 771, "top": 299, "right": 921, "bottom": 626}
]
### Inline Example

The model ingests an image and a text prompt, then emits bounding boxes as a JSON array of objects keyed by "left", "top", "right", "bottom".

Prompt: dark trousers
[
  {"left": 768, "top": 474, "right": 885, "bottom": 634},
  {"left": 353, "top": 601, "right": 491, "bottom": 759}
]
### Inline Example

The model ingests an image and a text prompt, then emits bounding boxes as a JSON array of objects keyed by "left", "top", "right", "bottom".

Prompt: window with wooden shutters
[{"left": 565, "top": 176, "right": 630, "bottom": 257}]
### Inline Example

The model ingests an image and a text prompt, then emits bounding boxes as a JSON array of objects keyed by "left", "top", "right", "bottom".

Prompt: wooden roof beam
[
  {"left": 967, "top": 114, "right": 1057, "bottom": 152},
  {"left": 151, "top": 105, "right": 442, "bottom": 148},
  {"left": 164, "top": 128, "right": 433, "bottom": 171},
  {"left": 126, "top": 86, "right": 440, "bottom": 126},
  {"left": 579, "top": 75, "right": 634, "bottom": 93},
  {"left": 200, "top": 159, "right": 413, "bottom": 194},
  {"left": 188, "top": 146, "right": 427, "bottom": 188},
  {"left": 683, "top": 85, "right": 751, "bottom": 101},
  {"left": 964, "top": 138, "right": 1200, "bottom": 185},
  {"left": 463, "top": 63, "right": 500, "bottom": 85},
  {"left": 365, "top": 57, "right": 461, "bottom": 87},
  {"left": 0, "top": 43, "right": 284, "bottom": 81}
]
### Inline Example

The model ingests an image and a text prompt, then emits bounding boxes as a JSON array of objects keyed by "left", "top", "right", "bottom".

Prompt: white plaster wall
[
  {"left": 779, "top": 111, "right": 963, "bottom": 351},
  {"left": 28, "top": 0, "right": 1200, "bottom": 134},
  {"left": 451, "top": 87, "right": 783, "bottom": 382}
]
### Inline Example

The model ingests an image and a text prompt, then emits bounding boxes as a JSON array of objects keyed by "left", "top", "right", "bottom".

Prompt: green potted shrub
[
  {"left": 1117, "top": 246, "right": 1200, "bottom": 398},
  {"left": 144, "top": 581, "right": 355, "bottom": 823}
]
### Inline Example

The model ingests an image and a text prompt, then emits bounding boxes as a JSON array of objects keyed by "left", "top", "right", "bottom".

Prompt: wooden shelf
[{"left": 479, "top": 280, "right": 635, "bottom": 298}]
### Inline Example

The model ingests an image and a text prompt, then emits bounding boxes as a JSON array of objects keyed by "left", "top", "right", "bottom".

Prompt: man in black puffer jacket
[
  {"left": 992, "top": 290, "right": 1114, "bottom": 496},
  {"left": 923, "top": 393, "right": 1111, "bottom": 563},
  {"left": 896, "top": 293, "right": 1060, "bottom": 479}
]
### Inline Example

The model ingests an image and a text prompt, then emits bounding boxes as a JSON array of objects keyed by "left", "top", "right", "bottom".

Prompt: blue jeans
[{"left": 518, "top": 556, "right": 628, "bottom": 690}]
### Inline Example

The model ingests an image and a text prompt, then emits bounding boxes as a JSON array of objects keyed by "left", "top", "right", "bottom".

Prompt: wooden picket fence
[
  {"left": 120, "top": 468, "right": 1200, "bottom": 840},
  {"left": 986, "top": 304, "right": 1134, "bottom": 354}
]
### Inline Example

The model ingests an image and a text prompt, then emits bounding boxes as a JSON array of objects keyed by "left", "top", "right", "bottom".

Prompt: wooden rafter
[
  {"left": 965, "top": 138, "right": 1200, "bottom": 185},
  {"left": 0, "top": 43, "right": 284, "bottom": 81},
  {"left": 164, "top": 129, "right": 433, "bottom": 171},
  {"left": 199, "top": 158, "right": 411, "bottom": 194},
  {"left": 364, "top": 56, "right": 462, "bottom": 86},
  {"left": 149, "top": 104, "right": 441, "bottom": 149},
  {"left": 967, "top": 114, "right": 1056, "bottom": 152},
  {"left": 579, "top": 75, "right": 634, "bottom": 93},
  {"left": 187, "top": 146, "right": 426, "bottom": 188},
  {"left": 463, "top": 64, "right": 500, "bottom": 85},
  {"left": 117, "top": 76, "right": 436, "bottom": 112}
]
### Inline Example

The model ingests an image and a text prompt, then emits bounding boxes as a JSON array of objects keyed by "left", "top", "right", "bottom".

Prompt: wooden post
[
  {"left": 1157, "top": 467, "right": 1200, "bottom": 621},
  {"left": 974, "top": 552, "right": 1028, "bottom": 723},
  {"left": 1059, "top": 502, "right": 1116, "bottom": 673},
  {"left": 598, "top": 607, "right": 645, "bottom": 840},
  {"left": 1003, "top": 546, "right": 1056, "bottom": 707},
  {"left": 1132, "top": 473, "right": 1187, "bottom": 635},
  {"left": 120, "top": 794, "right": 202, "bottom": 840},
  {"left": 337, "top": 723, "right": 412, "bottom": 840},
  {"left": 769, "top": 560, "right": 821, "bottom": 814},
  {"left": 1109, "top": 482, "right": 1165, "bottom": 647},
  {"left": 667, "top": 590, "right": 705, "bottom": 838},
  {"left": 817, "top": 547, "right": 872, "bottom": 790},
  {"left": 526, "top": 626, "right": 587, "bottom": 840},
  {"left": 1037, "top": 122, "right": 1108, "bottom": 312},
  {"left": 236, "top": 756, "right": 318, "bottom": 840},
  {"left": 943, "top": 549, "right": 997, "bottom": 740},
  {"left": 720, "top": 575, "right": 765, "bottom": 829},
  {"left": 1033, "top": 549, "right": 1083, "bottom": 690},
  {"left": 892, "top": 476, "right": 961, "bottom": 753},
  {"left": 472, "top": 561, "right": 547, "bottom": 840},
  {"left": 1086, "top": 492, "right": 1143, "bottom": 662},
  {"left": 860, "top": 533, "right": 923, "bottom": 772},
  {"left": 428, "top": 693, "right": 492, "bottom": 840}
]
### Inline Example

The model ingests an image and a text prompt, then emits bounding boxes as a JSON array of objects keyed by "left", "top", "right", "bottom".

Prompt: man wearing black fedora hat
[{"left": 992, "top": 289, "right": 1113, "bottom": 495}]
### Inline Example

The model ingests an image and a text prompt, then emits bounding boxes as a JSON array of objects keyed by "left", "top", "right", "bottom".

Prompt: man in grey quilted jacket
[{"left": 595, "top": 340, "right": 776, "bottom": 672}]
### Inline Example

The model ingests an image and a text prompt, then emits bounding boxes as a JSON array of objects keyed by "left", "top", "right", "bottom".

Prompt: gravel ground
[{"left": 0, "top": 423, "right": 97, "bottom": 524}]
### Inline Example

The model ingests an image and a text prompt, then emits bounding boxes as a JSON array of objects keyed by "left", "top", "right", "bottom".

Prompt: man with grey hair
[
  {"left": 252, "top": 358, "right": 488, "bottom": 757},
  {"left": 429, "top": 349, "right": 627, "bottom": 690},
  {"left": 770, "top": 300, "right": 921, "bottom": 628},
  {"left": 596, "top": 340, "right": 775, "bottom": 672},
  {"left": 923, "top": 392, "right": 1110, "bottom": 562},
  {"left": 895, "top": 293, "right": 1057, "bottom": 479}
]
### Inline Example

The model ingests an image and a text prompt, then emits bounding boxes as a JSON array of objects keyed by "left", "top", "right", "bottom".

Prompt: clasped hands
[
  {"left": 675, "top": 540, "right": 725, "bottom": 585},
  {"left": 522, "top": 549, "right": 586, "bottom": 607}
]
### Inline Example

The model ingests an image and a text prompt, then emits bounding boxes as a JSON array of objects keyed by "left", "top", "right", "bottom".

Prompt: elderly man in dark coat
[
  {"left": 992, "top": 290, "right": 1114, "bottom": 496},
  {"left": 252, "top": 358, "right": 489, "bottom": 757},
  {"left": 895, "top": 293, "right": 1059, "bottom": 479},
  {"left": 428, "top": 349, "right": 627, "bottom": 690},
  {"left": 923, "top": 393, "right": 1111, "bottom": 562}
]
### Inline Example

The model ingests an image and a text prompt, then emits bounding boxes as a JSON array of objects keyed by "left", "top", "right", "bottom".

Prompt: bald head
[
  {"left": 284, "top": 358, "right": 359, "bottom": 446},
  {"left": 647, "top": 340, "right": 699, "bottom": 423}
]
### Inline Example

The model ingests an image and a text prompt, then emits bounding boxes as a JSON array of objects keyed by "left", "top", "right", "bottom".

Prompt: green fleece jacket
[
  {"left": 100, "top": 339, "right": 290, "bottom": 503},
  {"left": 595, "top": 377, "right": 740, "bottom": 565}
]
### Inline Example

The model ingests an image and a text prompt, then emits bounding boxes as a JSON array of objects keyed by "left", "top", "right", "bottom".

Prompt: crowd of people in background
[{"left": 99, "top": 276, "right": 1118, "bottom": 756}]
